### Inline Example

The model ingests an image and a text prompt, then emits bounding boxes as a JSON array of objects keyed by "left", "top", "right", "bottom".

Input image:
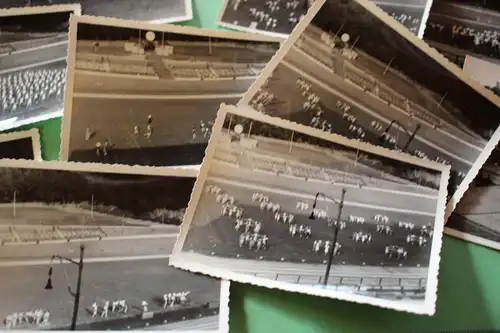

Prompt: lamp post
[
  {"left": 379, "top": 120, "right": 421, "bottom": 152},
  {"left": 309, "top": 189, "right": 346, "bottom": 286},
  {"left": 45, "top": 244, "right": 85, "bottom": 331}
]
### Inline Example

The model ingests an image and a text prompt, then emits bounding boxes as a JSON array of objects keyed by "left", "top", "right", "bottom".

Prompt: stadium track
[
  {"left": 183, "top": 176, "right": 435, "bottom": 267},
  {"left": 0, "top": 258, "right": 220, "bottom": 330}
]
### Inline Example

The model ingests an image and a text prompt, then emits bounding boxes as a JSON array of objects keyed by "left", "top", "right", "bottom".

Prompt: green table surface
[{"left": 14, "top": 1, "right": 500, "bottom": 332}]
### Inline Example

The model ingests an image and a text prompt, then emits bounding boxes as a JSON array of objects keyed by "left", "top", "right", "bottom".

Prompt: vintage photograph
[
  {"left": 171, "top": 104, "right": 450, "bottom": 315},
  {"left": 60, "top": 15, "right": 281, "bottom": 167},
  {"left": 216, "top": 0, "right": 432, "bottom": 38},
  {"left": 424, "top": 0, "right": 500, "bottom": 67},
  {"left": 445, "top": 146, "right": 500, "bottom": 251},
  {"left": 463, "top": 55, "right": 500, "bottom": 97},
  {"left": 0, "top": 5, "right": 80, "bottom": 131},
  {"left": 238, "top": 0, "right": 500, "bottom": 211},
  {"left": 0, "top": 160, "right": 227, "bottom": 331},
  {"left": 0, "top": 0, "right": 192, "bottom": 23},
  {"left": 0, "top": 128, "right": 41, "bottom": 160}
]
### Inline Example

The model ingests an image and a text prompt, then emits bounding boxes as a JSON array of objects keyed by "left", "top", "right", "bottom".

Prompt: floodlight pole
[
  {"left": 382, "top": 57, "right": 394, "bottom": 76},
  {"left": 247, "top": 121, "right": 253, "bottom": 138},
  {"left": 310, "top": 189, "right": 347, "bottom": 286},
  {"left": 46, "top": 245, "right": 85, "bottom": 331},
  {"left": 90, "top": 194, "right": 95, "bottom": 219},
  {"left": 12, "top": 190, "right": 16, "bottom": 218}
]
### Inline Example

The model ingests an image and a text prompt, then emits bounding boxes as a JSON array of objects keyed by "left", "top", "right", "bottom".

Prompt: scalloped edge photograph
[
  {"left": 171, "top": 103, "right": 451, "bottom": 315},
  {"left": 59, "top": 14, "right": 282, "bottom": 168},
  {"left": 0, "top": 158, "right": 229, "bottom": 332}
]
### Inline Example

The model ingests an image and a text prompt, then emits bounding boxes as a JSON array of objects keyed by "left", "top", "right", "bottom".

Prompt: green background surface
[{"left": 14, "top": 0, "right": 500, "bottom": 332}]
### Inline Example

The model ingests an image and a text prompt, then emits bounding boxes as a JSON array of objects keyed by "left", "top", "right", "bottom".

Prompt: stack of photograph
[
  {"left": 169, "top": 0, "right": 500, "bottom": 317},
  {"left": 1, "top": 0, "right": 499, "bottom": 329}
]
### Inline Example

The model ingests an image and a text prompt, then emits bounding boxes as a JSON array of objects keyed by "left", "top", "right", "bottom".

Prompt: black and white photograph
[
  {"left": 0, "top": 5, "right": 80, "bottom": 131},
  {"left": 60, "top": 15, "right": 281, "bottom": 167},
  {"left": 0, "top": 0, "right": 192, "bottom": 24},
  {"left": 445, "top": 145, "right": 500, "bottom": 251},
  {"left": 0, "top": 160, "right": 228, "bottom": 331},
  {"left": 424, "top": 0, "right": 500, "bottom": 67},
  {"left": 463, "top": 55, "right": 500, "bottom": 97},
  {"left": 216, "top": 0, "right": 433, "bottom": 38},
  {"left": 171, "top": 104, "right": 450, "bottom": 315},
  {"left": 238, "top": 0, "right": 500, "bottom": 212},
  {"left": 0, "top": 128, "right": 41, "bottom": 160}
]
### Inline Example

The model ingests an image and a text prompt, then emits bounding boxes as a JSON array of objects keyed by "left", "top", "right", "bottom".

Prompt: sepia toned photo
[
  {"left": 424, "top": 0, "right": 500, "bottom": 67},
  {"left": 445, "top": 145, "right": 500, "bottom": 251},
  {"left": 171, "top": 104, "right": 450, "bottom": 315},
  {"left": 0, "top": 0, "right": 192, "bottom": 24},
  {"left": 0, "top": 5, "right": 80, "bottom": 131},
  {"left": 238, "top": 0, "right": 500, "bottom": 212},
  {"left": 0, "top": 128, "right": 41, "bottom": 160},
  {"left": 60, "top": 15, "right": 281, "bottom": 168},
  {"left": 463, "top": 55, "right": 500, "bottom": 97},
  {"left": 0, "top": 160, "right": 228, "bottom": 331},
  {"left": 216, "top": 0, "right": 433, "bottom": 38}
]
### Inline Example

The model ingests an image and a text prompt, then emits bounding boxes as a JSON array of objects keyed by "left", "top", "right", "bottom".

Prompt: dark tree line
[
  {"left": 223, "top": 114, "right": 441, "bottom": 189},
  {"left": 0, "top": 168, "right": 195, "bottom": 220}
]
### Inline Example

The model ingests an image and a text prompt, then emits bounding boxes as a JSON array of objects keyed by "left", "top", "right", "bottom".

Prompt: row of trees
[{"left": 0, "top": 168, "right": 195, "bottom": 220}]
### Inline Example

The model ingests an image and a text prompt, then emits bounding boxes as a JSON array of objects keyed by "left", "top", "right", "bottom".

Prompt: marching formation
[
  {"left": 3, "top": 310, "right": 50, "bottom": 329},
  {"left": 84, "top": 115, "right": 154, "bottom": 157},
  {"left": 205, "top": 178, "right": 434, "bottom": 265},
  {"left": 228, "top": 0, "right": 309, "bottom": 33},
  {"left": 1, "top": 68, "right": 65, "bottom": 114},
  {"left": 89, "top": 291, "right": 190, "bottom": 319}
]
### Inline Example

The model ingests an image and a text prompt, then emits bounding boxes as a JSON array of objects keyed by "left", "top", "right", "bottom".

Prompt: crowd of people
[
  {"left": 1, "top": 67, "right": 65, "bottom": 115},
  {"left": 205, "top": 179, "right": 433, "bottom": 264},
  {"left": 3, "top": 309, "right": 50, "bottom": 329},
  {"left": 390, "top": 12, "right": 421, "bottom": 35},
  {"left": 89, "top": 291, "right": 190, "bottom": 319},
  {"left": 229, "top": 0, "right": 309, "bottom": 33},
  {"left": 426, "top": 20, "right": 500, "bottom": 59}
]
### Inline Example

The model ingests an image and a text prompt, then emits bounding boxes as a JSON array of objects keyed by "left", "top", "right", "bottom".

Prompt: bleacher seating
[{"left": 1, "top": 67, "right": 65, "bottom": 114}]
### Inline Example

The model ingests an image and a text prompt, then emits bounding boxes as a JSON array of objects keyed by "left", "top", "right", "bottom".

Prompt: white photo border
[
  {"left": 237, "top": 0, "right": 500, "bottom": 220},
  {"left": 418, "top": 0, "right": 434, "bottom": 39},
  {"left": 0, "top": 157, "right": 229, "bottom": 333},
  {"left": 0, "top": 4, "right": 81, "bottom": 131},
  {"left": 0, "top": 128, "right": 42, "bottom": 160},
  {"left": 444, "top": 225, "right": 500, "bottom": 252},
  {"left": 171, "top": 103, "right": 451, "bottom": 315},
  {"left": 59, "top": 14, "right": 282, "bottom": 166}
]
